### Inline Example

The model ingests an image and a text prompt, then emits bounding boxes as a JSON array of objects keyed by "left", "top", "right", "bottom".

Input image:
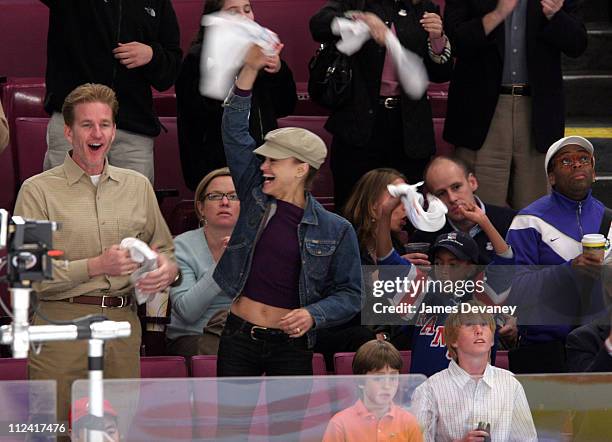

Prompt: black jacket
[
  {"left": 410, "top": 202, "right": 517, "bottom": 264},
  {"left": 42, "top": 0, "right": 182, "bottom": 137},
  {"left": 442, "top": 0, "right": 587, "bottom": 153},
  {"left": 566, "top": 322, "right": 612, "bottom": 372},
  {"left": 175, "top": 42, "right": 297, "bottom": 191},
  {"left": 310, "top": 0, "right": 452, "bottom": 158}
]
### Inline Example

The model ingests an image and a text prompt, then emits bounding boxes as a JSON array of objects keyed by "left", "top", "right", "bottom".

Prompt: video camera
[{"left": 0, "top": 208, "right": 58, "bottom": 286}]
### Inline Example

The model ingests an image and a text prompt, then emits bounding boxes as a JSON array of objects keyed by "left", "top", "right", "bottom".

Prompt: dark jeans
[{"left": 215, "top": 313, "right": 313, "bottom": 441}]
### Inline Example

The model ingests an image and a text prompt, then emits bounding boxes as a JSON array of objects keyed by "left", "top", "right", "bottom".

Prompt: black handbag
[{"left": 308, "top": 42, "right": 353, "bottom": 110}]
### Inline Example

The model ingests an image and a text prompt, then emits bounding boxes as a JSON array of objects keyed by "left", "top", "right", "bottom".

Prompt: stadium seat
[
  {"left": 154, "top": 117, "right": 195, "bottom": 225},
  {"left": 400, "top": 350, "right": 412, "bottom": 372},
  {"left": 334, "top": 351, "right": 412, "bottom": 375},
  {"left": 167, "top": 199, "right": 199, "bottom": 236},
  {"left": 191, "top": 353, "right": 329, "bottom": 378},
  {"left": 495, "top": 350, "right": 510, "bottom": 371},
  {"left": 312, "top": 353, "right": 328, "bottom": 375},
  {"left": 191, "top": 355, "right": 218, "bottom": 378},
  {"left": 0, "top": 358, "right": 28, "bottom": 381},
  {"left": 13, "top": 117, "right": 48, "bottom": 183},
  {"left": 277, "top": 116, "right": 335, "bottom": 210},
  {"left": 140, "top": 356, "right": 188, "bottom": 378},
  {"left": 0, "top": 146, "right": 17, "bottom": 217},
  {"left": 433, "top": 117, "right": 454, "bottom": 157},
  {"left": 428, "top": 82, "right": 449, "bottom": 119}
]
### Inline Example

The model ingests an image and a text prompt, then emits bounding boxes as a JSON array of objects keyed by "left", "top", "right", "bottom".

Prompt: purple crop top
[{"left": 243, "top": 200, "right": 303, "bottom": 309}]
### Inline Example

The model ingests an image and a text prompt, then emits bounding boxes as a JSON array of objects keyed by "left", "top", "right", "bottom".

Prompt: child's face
[
  {"left": 434, "top": 249, "right": 472, "bottom": 282},
  {"left": 363, "top": 365, "right": 400, "bottom": 411},
  {"left": 74, "top": 416, "right": 120, "bottom": 442},
  {"left": 452, "top": 320, "right": 494, "bottom": 360}
]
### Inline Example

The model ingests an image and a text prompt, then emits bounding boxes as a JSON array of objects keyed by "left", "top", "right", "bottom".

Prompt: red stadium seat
[
  {"left": 0, "top": 358, "right": 28, "bottom": 381},
  {"left": 13, "top": 117, "right": 48, "bottom": 183},
  {"left": 277, "top": 116, "right": 335, "bottom": 210},
  {"left": 191, "top": 353, "right": 329, "bottom": 377},
  {"left": 428, "top": 82, "right": 449, "bottom": 119},
  {"left": 167, "top": 199, "right": 199, "bottom": 236},
  {"left": 154, "top": 117, "right": 195, "bottom": 225},
  {"left": 312, "top": 353, "right": 328, "bottom": 376},
  {"left": 140, "top": 356, "right": 188, "bottom": 378},
  {"left": 334, "top": 351, "right": 412, "bottom": 375},
  {"left": 191, "top": 355, "right": 218, "bottom": 378},
  {"left": 494, "top": 350, "right": 510, "bottom": 371},
  {"left": 433, "top": 117, "right": 454, "bottom": 157},
  {"left": 0, "top": 145, "right": 17, "bottom": 216},
  {"left": 400, "top": 350, "right": 412, "bottom": 372},
  {"left": 333, "top": 352, "right": 355, "bottom": 375}
]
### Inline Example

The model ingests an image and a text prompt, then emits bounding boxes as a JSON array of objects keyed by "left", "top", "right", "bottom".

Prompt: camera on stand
[
  {"left": 0, "top": 208, "right": 58, "bottom": 286},
  {"left": 1, "top": 209, "right": 131, "bottom": 441}
]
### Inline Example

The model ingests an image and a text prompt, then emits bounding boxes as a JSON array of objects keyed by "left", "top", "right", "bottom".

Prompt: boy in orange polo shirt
[{"left": 323, "top": 340, "right": 423, "bottom": 442}]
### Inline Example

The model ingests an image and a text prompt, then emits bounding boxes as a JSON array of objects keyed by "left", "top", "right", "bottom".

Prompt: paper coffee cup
[{"left": 581, "top": 234, "right": 606, "bottom": 260}]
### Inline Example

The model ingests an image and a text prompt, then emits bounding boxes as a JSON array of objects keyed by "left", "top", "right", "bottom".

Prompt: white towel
[
  {"left": 120, "top": 237, "right": 159, "bottom": 305},
  {"left": 199, "top": 12, "right": 279, "bottom": 100},
  {"left": 387, "top": 182, "right": 448, "bottom": 232},
  {"left": 330, "top": 17, "right": 428, "bottom": 99}
]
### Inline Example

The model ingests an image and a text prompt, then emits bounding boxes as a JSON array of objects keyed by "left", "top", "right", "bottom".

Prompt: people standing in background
[
  {"left": 40, "top": 0, "right": 182, "bottom": 183},
  {"left": 310, "top": 0, "right": 452, "bottom": 210},
  {"left": 443, "top": 0, "right": 587, "bottom": 209},
  {"left": 176, "top": 0, "right": 296, "bottom": 191}
]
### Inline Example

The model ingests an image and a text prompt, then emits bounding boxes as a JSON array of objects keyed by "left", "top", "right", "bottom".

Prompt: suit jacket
[
  {"left": 566, "top": 322, "right": 612, "bottom": 372},
  {"left": 310, "top": 0, "right": 452, "bottom": 158},
  {"left": 442, "top": 0, "right": 587, "bottom": 153}
]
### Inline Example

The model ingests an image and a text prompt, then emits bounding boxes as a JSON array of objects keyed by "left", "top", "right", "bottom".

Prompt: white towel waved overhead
[
  {"left": 387, "top": 182, "right": 448, "bottom": 232},
  {"left": 200, "top": 12, "right": 279, "bottom": 100},
  {"left": 330, "top": 17, "right": 428, "bottom": 99}
]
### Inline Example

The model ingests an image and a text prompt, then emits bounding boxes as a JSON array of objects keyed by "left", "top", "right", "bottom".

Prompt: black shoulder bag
[{"left": 307, "top": 0, "right": 365, "bottom": 110}]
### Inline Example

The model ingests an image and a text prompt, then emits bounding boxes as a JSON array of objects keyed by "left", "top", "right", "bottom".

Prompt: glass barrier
[
  {"left": 0, "top": 380, "right": 57, "bottom": 442},
  {"left": 73, "top": 375, "right": 427, "bottom": 441},
  {"left": 70, "top": 372, "right": 612, "bottom": 441},
  {"left": 517, "top": 372, "right": 612, "bottom": 442}
]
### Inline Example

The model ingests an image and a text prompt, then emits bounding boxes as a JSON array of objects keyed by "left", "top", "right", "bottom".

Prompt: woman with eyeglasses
[{"left": 166, "top": 167, "right": 240, "bottom": 358}]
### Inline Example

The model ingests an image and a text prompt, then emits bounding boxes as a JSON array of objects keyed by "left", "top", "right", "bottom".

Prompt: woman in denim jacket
[{"left": 213, "top": 44, "right": 363, "bottom": 378}]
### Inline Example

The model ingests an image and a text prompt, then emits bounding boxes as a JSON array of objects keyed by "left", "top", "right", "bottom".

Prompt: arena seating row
[
  {"left": 0, "top": 78, "right": 451, "bottom": 222},
  {"left": 0, "top": 350, "right": 509, "bottom": 380}
]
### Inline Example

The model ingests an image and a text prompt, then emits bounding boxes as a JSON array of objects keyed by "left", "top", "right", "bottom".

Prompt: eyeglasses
[
  {"left": 555, "top": 154, "right": 593, "bottom": 169},
  {"left": 204, "top": 192, "right": 239, "bottom": 201}
]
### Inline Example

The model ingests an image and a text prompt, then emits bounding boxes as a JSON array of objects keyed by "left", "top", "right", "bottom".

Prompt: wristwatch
[{"left": 170, "top": 269, "right": 183, "bottom": 287}]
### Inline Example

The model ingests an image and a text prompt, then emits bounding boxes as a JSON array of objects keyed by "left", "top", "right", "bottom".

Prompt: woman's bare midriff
[{"left": 231, "top": 295, "right": 292, "bottom": 328}]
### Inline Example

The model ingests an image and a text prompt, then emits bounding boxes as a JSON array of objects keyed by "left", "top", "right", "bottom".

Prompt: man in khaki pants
[
  {"left": 14, "top": 83, "right": 178, "bottom": 423},
  {"left": 443, "top": 0, "right": 587, "bottom": 209}
]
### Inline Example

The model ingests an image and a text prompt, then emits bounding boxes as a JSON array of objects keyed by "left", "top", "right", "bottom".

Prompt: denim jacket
[{"left": 213, "top": 90, "right": 363, "bottom": 348}]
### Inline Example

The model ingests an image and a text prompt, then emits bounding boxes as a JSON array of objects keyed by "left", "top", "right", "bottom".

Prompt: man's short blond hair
[
  {"left": 443, "top": 300, "right": 496, "bottom": 362},
  {"left": 62, "top": 83, "right": 119, "bottom": 127}
]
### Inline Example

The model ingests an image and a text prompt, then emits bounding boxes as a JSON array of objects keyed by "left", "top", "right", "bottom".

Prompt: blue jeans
[{"left": 215, "top": 313, "right": 313, "bottom": 441}]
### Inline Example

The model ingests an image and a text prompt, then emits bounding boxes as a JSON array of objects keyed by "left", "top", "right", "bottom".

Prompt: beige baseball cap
[
  {"left": 253, "top": 127, "right": 327, "bottom": 169},
  {"left": 545, "top": 136, "right": 594, "bottom": 173}
]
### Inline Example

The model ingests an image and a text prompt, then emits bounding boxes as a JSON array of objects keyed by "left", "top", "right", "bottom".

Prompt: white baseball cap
[{"left": 545, "top": 136, "right": 594, "bottom": 173}]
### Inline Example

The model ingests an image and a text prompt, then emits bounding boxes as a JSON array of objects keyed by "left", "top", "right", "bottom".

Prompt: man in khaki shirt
[
  {"left": 13, "top": 83, "right": 178, "bottom": 422},
  {"left": 0, "top": 100, "right": 9, "bottom": 153}
]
